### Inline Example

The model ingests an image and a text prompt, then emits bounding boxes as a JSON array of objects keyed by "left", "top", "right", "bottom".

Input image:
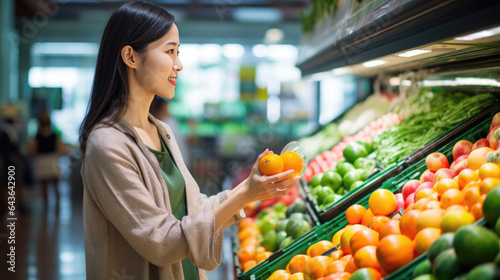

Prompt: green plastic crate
[
  {"left": 233, "top": 198, "right": 321, "bottom": 280},
  {"left": 246, "top": 110, "right": 498, "bottom": 280}
]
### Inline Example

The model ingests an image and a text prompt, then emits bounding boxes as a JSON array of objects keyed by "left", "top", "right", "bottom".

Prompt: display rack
[{"left": 298, "top": 0, "right": 500, "bottom": 76}]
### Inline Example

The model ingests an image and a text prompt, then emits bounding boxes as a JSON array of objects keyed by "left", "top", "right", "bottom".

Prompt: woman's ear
[{"left": 121, "top": 45, "right": 138, "bottom": 69}]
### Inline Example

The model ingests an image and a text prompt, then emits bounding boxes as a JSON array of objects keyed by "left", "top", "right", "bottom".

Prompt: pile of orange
[
  {"left": 237, "top": 218, "right": 273, "bottom": 272},
  {"left": 266, "top": 138, "right": 500, "bottom": 280},
  {"left": 259, "top": 151, "right": 304, "bottom": 178}
]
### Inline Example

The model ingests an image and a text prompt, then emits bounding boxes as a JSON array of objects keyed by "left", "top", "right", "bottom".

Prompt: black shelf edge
[{"left": 298, "top": 0, "right": 500, "bottom": 76}]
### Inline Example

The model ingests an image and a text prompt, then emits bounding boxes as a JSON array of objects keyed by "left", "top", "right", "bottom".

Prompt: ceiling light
[
  {"left": 397, "top": 49, "right": 431, "bottom": 57},
  {"left": 201, "top": 44, "right": 221, "bottom": 63},
  {"left": 266, "top": 44, "right": 297, "bottom": 61},
  {"left": 422, "top": 77, "right": 500, "bottom": 87},
  {"left": 331, "top": 67, "right": 351, "bottom": 75},
  {"left": 264, "top": 28, "right": 284, "bottom": 44},
  {"left": 233, "top": 7, "right": 282, "bottom": 23},
  {"left": 307, "top": 71, "right": 331, "bottom": 82},
  {"left": 389, "top": 77, "right": 401, "bottom": 86},
  {"left": 252, "top": 44, "right": 268, "bottom": 58},
  {"left": 362, "top": 60, "right": 387, "bottom": 68},
  {"left": 32, "top": 42, "right": 98, "bottom": 55},
  {"left": 222, "top": 44, "right": 245, "bottom": 59},
  {"left": 454, "top": 26, "right": 500, "bottom": 41}
]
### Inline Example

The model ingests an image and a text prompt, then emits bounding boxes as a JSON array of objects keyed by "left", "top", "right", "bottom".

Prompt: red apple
[
  {"left": 395, "top": 193, "right": 405, "bottom": 211},
  {"left": 425, "top": 153, "right": 450, "bottom": 172},
  {"left": 402, "top": 180, "right": 422, "bottom": 200},
  {"left": 472, "top": 138, "right": 490, "bottom": 150},
  {"left": 450, "top": 155, "right": 468, "bottom": 171},
  {"left": 405, "top": 193, "right": 415, "bottom": 209},
  {"left": 451, "top": 159, "right": 469, "bottom": 177},
  {"left": 488, "top": 126, "right": 500, "bottom": 150},
  {"left": 414, "top": 182, "right": 434, "bottom": 195},
  {"left": 490, "top": 112, "right": 500, "bottom": 132},
  {"left": 452, "top": 140, "right": 473, "bottom": 161},
  {"left": 420, "top": 169, "right": 436, "bottom": 183},
  {"left": 434, "top": 168, "right": 453, "bottom": 183}
]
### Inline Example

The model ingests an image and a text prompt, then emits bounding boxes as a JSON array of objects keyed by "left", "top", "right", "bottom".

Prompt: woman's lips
[{"left": 168, "top": 78, "right": 177, "bottom": 86}]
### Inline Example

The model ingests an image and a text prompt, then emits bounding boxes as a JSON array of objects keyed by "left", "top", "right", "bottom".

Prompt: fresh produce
[
  {"left": 375, "top": 92, "right": 496, "bottom": 166},
  {"left": 490, "top": 112, "right": 500, "bottom": 131},
  {"left": 488, "top": 126, "right": 500, "bottom": 150},
  {"left": 308, "top": 145, "right": 378, "bottom": 210},
  {"left": 473, "top": 138, "right": 490, "bottom": 150},
  {"left": 244, "top": 188, "right": 300, "bottom": 217},
  {"left": 486, "top": 150, "right": 500, "bottom": 164},
  {"left": 304, "top": 113, "right": 401, "bottom": 181},
  {"left": 237, "top": 199, "right": 314, "bottom": 273},
  {"left": 259, "top": 151, "right": 305, "bottom": 177},
  {"left": 260, "top": 154, "right": 284, "bottom": 176},
  {"left": 425, "top": 153, "right": 450, "bottom": 172},
  {"left": 262, "top": 113, "right": 500, "bottom": 280}
]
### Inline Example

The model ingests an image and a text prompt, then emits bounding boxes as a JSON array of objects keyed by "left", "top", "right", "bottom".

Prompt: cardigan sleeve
[
  {"left": 82, "top": 130, "right": 224, "bottom": 270},
  {"left": 198, "top": 191, "right": 246, "bottom": 230}
]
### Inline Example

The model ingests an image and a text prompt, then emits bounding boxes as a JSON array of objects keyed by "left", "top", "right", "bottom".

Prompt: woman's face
[{"left": 134, "top": 24, "right": 183, "bottom": 99}]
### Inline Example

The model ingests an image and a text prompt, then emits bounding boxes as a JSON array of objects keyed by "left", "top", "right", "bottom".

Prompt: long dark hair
[{"left": 79, "top": 1, "right": 175, "bottom": 154}]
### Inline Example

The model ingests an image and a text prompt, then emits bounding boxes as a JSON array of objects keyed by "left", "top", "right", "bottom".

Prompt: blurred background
[
  {"left": 0, "top": 0, "right": 371, "bottom": 279},
  {"left": 2, "top": 0, "right": 499, "bottom": 279}
]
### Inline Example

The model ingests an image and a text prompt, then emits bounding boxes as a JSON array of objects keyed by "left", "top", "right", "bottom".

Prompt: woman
[
  {"left": 79, "top": 2, "right": 299, "bottom": 279},
  {"left": 27, "top": 111, "right": 70, "bottom": 210}
]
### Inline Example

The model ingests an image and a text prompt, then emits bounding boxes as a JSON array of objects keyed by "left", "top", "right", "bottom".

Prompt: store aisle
[
  {"left": 0, "top": 175, "right": 235, "bottom": 279},
  {"left": 0, "top": 179, "right": 86, "bottom": 280}
]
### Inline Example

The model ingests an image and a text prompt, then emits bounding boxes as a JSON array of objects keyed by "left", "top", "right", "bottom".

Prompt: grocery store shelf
[
  {"left": 404, "top": 103, "right": 500, "bottom": 167},
  {"left": 297, "top": 0, "right": 500, "bottom": 76}
]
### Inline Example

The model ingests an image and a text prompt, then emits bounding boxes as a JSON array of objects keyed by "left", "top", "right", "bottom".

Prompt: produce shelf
[
  {"left": 245, "top": 110, "right": 497, "bottom": 280},
  {"left": 301, "top": 160, "right": 404, "bottom": 223},
  {"left": 384, "top": 219, "right": 486, "bottom": 280},
  {"left": 298, "top": 0, "right": 500, "bottom": 76},
  {"left": 403, "top": 103, "right": 500, "bottom": 167},
  {"left": 232, "top": 198, "right": 321, "bottom": 280},
  {"left": 303, "top": 101, "right": 498, "bottom": 223}
]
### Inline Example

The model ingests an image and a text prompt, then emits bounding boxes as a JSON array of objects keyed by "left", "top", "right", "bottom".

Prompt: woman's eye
[{"left": 166, "top": 49, "right": 179, "bottom": 55}]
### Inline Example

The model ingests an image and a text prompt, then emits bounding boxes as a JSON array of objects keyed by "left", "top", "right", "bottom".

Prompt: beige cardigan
[{"left": 81, "top": 114, "right": 244, "bottom": 279}]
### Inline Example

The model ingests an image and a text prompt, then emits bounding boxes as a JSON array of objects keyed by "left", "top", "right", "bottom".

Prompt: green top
[{"left": 147, "top": 135, "right": 199, "bottom": 280}]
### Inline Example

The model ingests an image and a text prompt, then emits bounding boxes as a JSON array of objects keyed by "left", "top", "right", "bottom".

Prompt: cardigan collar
[{"left": 99, "top": 113, "right": 197, "bottom": 216}]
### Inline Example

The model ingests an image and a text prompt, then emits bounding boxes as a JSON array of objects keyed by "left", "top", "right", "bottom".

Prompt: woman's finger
[
  {"left": 265, "top": 169, "right": 294, "bottom": 182},
  {"left": 270, "top": 175, "right": 300, "bottom": 190},
  {"left": 252, "top": 149, "right": 271, "bottom": 173},
  {"left": 271, "top": 181, "right": 297, "bottom": 197}
]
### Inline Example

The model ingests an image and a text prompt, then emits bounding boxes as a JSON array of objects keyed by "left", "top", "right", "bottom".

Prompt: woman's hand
[
  {"left": 215, "top": 149, "right": 300, "bottom": 229},
  {"left": 241, "top": 149, "right": 300, "bottom": 204}
]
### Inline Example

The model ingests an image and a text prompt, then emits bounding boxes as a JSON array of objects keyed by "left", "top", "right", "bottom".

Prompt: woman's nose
[{"left": 174, "top": 58, "right": 183, "bottom": 72}]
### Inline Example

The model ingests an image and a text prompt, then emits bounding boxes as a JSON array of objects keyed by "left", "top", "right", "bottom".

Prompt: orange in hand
[
  {"left": 259, "top": 154, "right": 284, "bottom": 176},
  {"left": 281, "top": 151, "right": 305, "bottom": 178}
]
